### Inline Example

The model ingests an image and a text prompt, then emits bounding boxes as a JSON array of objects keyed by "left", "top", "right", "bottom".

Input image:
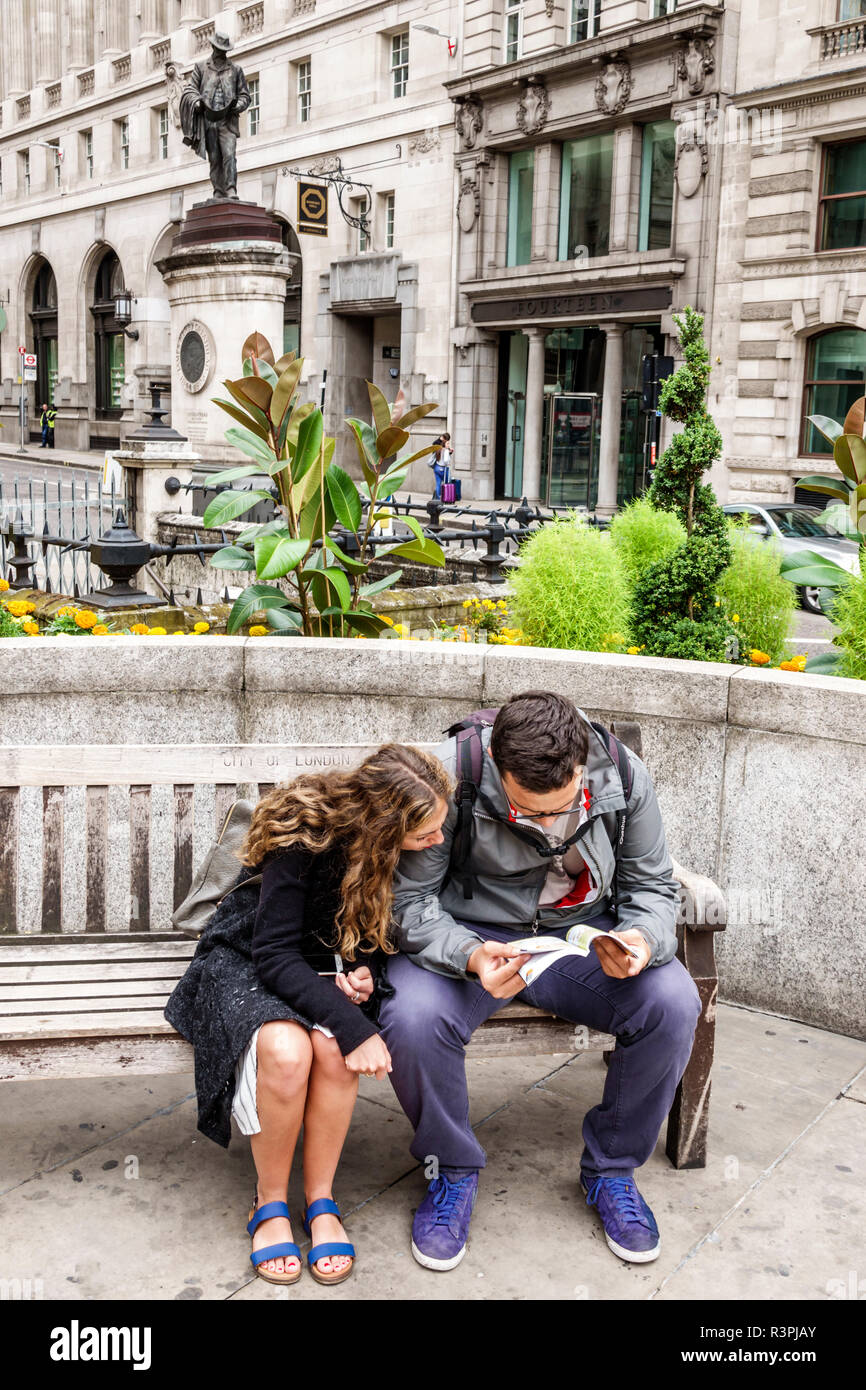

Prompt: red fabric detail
[{"left": 554, "top": 865, "right": 594, "bottom": 908}]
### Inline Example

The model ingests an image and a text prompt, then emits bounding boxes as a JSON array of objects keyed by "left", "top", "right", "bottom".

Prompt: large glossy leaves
[
  {"left": 213, "top": 396, "right": 270, "bottom": 442},
  {"left": 325, "top": 463, "right": 362, "bottom": 532},
  {"left": 273, "top": 350, "right": 298, "bottom": 375},
  {"left": 367, "top": 381, "right": 392, "bottom": 436},
  {"left": 324, "top": 536, "right": 367, "bottom": 574},
  {"left": 209, "top": 545, "right": 256, "bottom": 571},
  {"left": 833, "top": 435, "right": 864, "bottom": 486},
  {"left": 254, "top": 533, "right": 310, "bottom": 580},
  {"left": 227, "top": 375, "right": 272, "bottom": 417},
  {"left": 382, "top": 537, "right": 445, "bottom": 567},
  {"left": 226, "top": 583, "right": 295, "bottom": 635},
  {"left": 242, "top": 331, "right": 275, "bottom": 366},
  {"left": 202, "top": 489, "right": 274, "bottom": 529},
  {"left": 266, "top": 605, "right": 303, "bottom": 633},
  {"left": 393, "top": 401, "right": 438, "bottom": 431},
  {"left": 807, "top": 414, "right": 845, "bottom": 447},
  {"left": 794, "top": 474, "right": 850, "bottom": 502},
  {"left": 294, "top": 409, "right": 324, "bottom": 483},
  {"left": 345, "top": 418, "right": 378, "bottom": 489},
  {"left": 375, "top": 425, "right": 410, "bottom": 461},
  {"left": 250, "top": 356, "right": 279, "bottom": 390},
  {"left": 271, "top": 358, "right": 304, "bottom": 434},
  {"left": 221, "top": 380, "right": 271, "bottom": 436},
  {"left": 804, "top": 650, "right": 844, "bottom": 675},
  {"left": 203, "top": 464, "right": 266, "bottom": 487},
  {"left": 343, "top": 609, "right": 389, "bottom": 637},
  {"left": 223, "top": 426, "right": 275, "bottom": 465},
  {"left": 779, "top": 549, "right": 853, "bottom": 587},
  {"left": 299, "top": 487, "right": 336, "bottom": 542},
  {"left": 235, "top": 518, "right": 286, "bottom": 546},
  {"left": 358, "top": 570, "right": 403, "bottom": 597}
]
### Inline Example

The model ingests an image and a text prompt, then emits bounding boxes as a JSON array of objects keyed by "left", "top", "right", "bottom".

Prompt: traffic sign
[
  {"left": 23, "top": 367, "right": 37, "bottom": 382},
  {"left": 23, "top": 352, "right": 37, "bottom": 368},
  {"left": 18, "top": 345, "right": 26, "bottom": 356}
]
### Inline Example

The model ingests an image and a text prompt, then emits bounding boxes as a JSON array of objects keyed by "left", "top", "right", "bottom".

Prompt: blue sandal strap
[
  {"left": 308, "top": 1241, "right": 355, "bottom": 1266},
  {"left": 247, "top": 1200, "right": 290, "bottom": 1236},
  {"left": 250, "top": 1242, "right": 301, "bottom": 1269},
  {"left": 303, "top": 1197, "right": 341, "bottom": 1233}
]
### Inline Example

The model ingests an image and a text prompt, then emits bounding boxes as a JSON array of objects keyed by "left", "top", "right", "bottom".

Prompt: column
[
  {"left": 522, "top": 327, "right": 547, "bottom": 504},
  {"left": 103, "top": 0, "right": 130, "bottom": 57},
  {"left": 67, "top": 0, "right": 94, "bottom": 71},
  {"left": 180, "top": 0, "right": 206, "bottom": 22},
  {"left": 35, "top": 0, "right": 60, "bottom": 83},
  {"left": 531, "top": 143, "right": 561, "bottom": 264},
  {"left": 2, "top": 0, "right": 32, "bottom": 99},
  {"left": 609, "top": 125, "right": 637, "bottom": 255},
  {"left": 140, "top": 0, "right": 163, "bottom": 41},
  {"left": 595, "top": 325, "right": 625, "bottom": 519}
]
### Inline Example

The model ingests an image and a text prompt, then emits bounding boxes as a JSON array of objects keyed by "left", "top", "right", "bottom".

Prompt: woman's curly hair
[{"left": 241, "top": 744, "right": 453, "bottom": 958}]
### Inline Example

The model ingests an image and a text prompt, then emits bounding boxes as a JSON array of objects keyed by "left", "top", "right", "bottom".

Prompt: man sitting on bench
[{"left": 379, "top": 690, "right": 701, "bottom": 1271}]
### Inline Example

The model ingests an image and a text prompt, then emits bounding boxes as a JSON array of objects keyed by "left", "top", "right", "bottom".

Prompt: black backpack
[{"left": 444, "top": 709, "right": 634, "bottom": 920}]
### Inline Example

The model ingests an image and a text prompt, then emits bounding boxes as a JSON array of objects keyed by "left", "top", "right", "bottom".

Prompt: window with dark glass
[
  {"left": 801, "top": 328, "right": 866, "bottom": 454},
  {"left": 558, "top": 133, "right": 613, "bottom": 260},
  {"left": 570, "top": 0, "right": 600, "bottom": 42},
  {"left": 507, "top": 150, "right": 534, "bottom": 266},
  {"left": 819, "top": 139, "right": 866, "bottom": 250},
  {"left": 639, "top": 120, "right": 676, "bottom": 251},
  {"left": 838, "top": 2, "right": 866, "bottom": 20},
  {"left": 31, "top": 261, "right": 58, "bottom": 408},
  {"left": 91, "top": 250, "right": 126, "bottom": 416}
]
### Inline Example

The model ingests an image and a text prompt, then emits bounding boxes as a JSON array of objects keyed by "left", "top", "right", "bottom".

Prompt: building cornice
[
  {"left": 740, "top": 249, "right": 866, "bottom": 279},
  {"left": 461, "top": 254, "right": 687, "bottom": 300}
]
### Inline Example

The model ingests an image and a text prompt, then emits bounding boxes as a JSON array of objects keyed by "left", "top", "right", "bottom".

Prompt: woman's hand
[
  {"left": 343, "top": 1035, "right": 392, "bottom": 1081},
  {"left": 334, "top": 966, "right": 374, "bottom": 1004}
]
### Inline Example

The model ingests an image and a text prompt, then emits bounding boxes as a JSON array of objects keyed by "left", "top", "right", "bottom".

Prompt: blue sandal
[
  {"left": 303, "top": 1198, "right": 356, "bottom": 1286},
  {"left": 247, "top": 1193, "right": 302, "bottom": 1286}
]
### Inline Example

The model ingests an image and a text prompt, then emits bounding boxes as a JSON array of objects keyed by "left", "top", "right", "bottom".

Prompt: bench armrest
[{"left": 671, "top": 859, "right": 726, "bottom": 933}]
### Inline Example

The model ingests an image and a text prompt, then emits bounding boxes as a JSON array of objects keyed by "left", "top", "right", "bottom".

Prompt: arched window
[
  {"left": 90, "top": 250, "right": 126, "bottom": 417},
  {"left": 279, "top": 221, "right": 302, "bottom": 358},
  {"left": 801, "top": 328, "right": 866, "bottom": 455},
  {"left": 30, "top": 262, "right": 58, "bottom": 408}
]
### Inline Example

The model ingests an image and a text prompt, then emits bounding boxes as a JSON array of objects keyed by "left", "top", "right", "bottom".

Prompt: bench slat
[
  {"left": 2, "top": 994, "right": 183, "bottom": 1016},
  {"left": 2, "top": 1010, "right": 180, "bottom": 1041},
  {"left": 85, "top": 785, "right": 109, "bottom": 933},
  {"left": 0, "top": 938, "right": 196, "bottom": 961},
  {"left": 0, "top": 961, "right": 190, "bottom": 985},
  {"left": 0, "top": 745, "right": 386, "bottom": 786},
  {"left": 0, "top": 977, "right": 187, "bottom": 1001},
  {"left": 41, "top": 786, "right": 64, "bottom": 934},
  {"left": 0, "top": 787, "right": 19, "bottom": 933},
  {"left": 129, "top": 787, "right": 152, "bottom": 932}
]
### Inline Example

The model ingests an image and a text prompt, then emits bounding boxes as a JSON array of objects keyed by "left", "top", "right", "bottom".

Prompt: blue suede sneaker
[
  {"left": 581, "top": 1173, "right": 661, "bottom": 1263},
  {"left": 411, "top": 1169, "right": 479, "bottom": 1271}
]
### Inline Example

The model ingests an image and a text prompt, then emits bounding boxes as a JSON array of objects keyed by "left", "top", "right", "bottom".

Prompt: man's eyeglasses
[{"left": 508, "top": 777, "right": 585, "bottom": 823}]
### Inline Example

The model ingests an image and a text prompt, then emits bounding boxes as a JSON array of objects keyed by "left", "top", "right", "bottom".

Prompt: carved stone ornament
[
  {"left": 545, "top": 0, "right": 554, "bottom": 14},
  {"left": 165, "top": 61, "right": 185, "bottom": 129},
  {"left": 677, "top": 37, "right": 715, "bottom": 96},
  {"left": 455, "top": 95, "right": 484, "bottom": 151},
  {"left": 516, "top": 79, "right": 550, "bottom": 137},
  {"left": 674, "top": 126, "right": 709, "bottom": 198},
  {"left": 595, "top": 60, "right": 632, "bottom": 116},
  {"left": 408, "top": 128, "right": 441, "bottom": 156},
  {"left": 305, "top": 154, "right": 343, "bottom": 176},
  {"left": 176, "top": 319, "right": 214, "bottom": 394},
  {"left": 457, "top": 177, "right": 480, "bottom": 233}
]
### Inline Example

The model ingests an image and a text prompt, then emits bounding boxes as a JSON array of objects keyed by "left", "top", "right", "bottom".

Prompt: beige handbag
[{"left": 171, "top": 799, "right": 262, "bottom": 938}]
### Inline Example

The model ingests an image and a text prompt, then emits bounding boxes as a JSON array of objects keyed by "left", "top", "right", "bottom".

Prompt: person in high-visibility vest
[{"left": 40, "top": 403, "right": 56, "bottom": 449}]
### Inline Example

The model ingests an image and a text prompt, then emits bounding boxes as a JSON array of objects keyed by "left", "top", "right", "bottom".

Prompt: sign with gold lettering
[
  {"left": 470, "top": 286, "right": 672, "bottom": 324},
  {"left": 298, "top": 181, "right": 328, "bottom": 236}
]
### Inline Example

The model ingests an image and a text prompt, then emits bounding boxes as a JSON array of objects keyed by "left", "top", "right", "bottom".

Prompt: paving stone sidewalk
[{"left": 1, "top": 1001, "right": 863, "bottom": 1302}]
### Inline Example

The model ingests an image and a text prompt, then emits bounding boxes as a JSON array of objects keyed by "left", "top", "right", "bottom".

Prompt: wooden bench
[{"left": 0, "top": 732, "right": 725, "bottom": 1168}]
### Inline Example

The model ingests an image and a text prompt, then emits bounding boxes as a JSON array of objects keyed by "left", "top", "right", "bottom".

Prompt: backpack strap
[
  {"left": 588, "top": 721, "right": 635, "bottom": 923},
  {"left": 445, "top": 711, "right": 498, "bottom": 901}
]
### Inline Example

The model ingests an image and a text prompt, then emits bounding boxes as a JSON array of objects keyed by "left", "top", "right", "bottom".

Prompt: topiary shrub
[
  {"left": 510, "top": 514, "right": 631, "bottom": 652},
  {"left": 716, "top": 524, "right": 796, "bottom": 667},
  {"left": 630, "top": 306, "right": 734, "bottom": 662},
  {"left": 609, "top": 495, "right": 686, "bottom": 589}
]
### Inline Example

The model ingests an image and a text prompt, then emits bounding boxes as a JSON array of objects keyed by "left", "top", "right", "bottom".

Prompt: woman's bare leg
[
  {"left": 302, "top": 1030, "right": 359, "bottom": 1276},
  {"left": 249, "top": 1020, "right": 313, "bottom": 1277}
]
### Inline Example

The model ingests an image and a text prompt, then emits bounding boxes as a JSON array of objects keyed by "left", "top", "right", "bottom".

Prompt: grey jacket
[{"left": 391, "top": 715, "right": 678, "bottom": 978}]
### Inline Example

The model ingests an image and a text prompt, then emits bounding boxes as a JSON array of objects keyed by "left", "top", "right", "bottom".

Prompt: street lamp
[
  {"left": 411, "top": 23, "right": 458, "bottom": 56},
  {"left": 113, "top": 290, "right": 139, "bottom": 340}
]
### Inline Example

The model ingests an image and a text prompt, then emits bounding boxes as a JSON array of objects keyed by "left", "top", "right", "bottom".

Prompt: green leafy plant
[
  {"left": 510, "top": 514, "right": 631, "bottom": 652},
  {"left": 779, "top": 412, "right": 866, "bottom": 673},
  {"left": 827, "top": 569, "right": 866, "bottom": 680},
  {"left": 608, "top": 496, "right": 686, "bottom": 589},
  {"left": 202, "top": 331, "right": 445, "bottom": 637},
  {"left": 716, "top": 523, "right": 796, "bottom": 667},
  {"left": 629, "top": 307, "right": 733, "bottom": 662}
]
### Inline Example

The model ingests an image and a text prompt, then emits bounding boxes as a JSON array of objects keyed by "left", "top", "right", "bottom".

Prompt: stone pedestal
[
  {"left": 114, "top": 437, "right": 202, "bottom": 548},
  {"left": 156, "top": 203, "right": 294, "bottom": 456}
]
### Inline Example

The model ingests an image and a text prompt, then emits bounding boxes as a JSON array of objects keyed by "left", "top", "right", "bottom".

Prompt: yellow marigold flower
[
  {"left": 130, "top": 622, "right": 150, "bottom": 635},
  {"left": 732, "top": 614, "right": 740, "bottom": 623},
  {"left": 193, "top": 621, "right": 210, "bottom": 634},
  {"left": 627, "top": 646, "right": 641, "bottom": 655},
  {"left": 92, "top": 625, "right": 109, "bottom": 636},
  {"left": 462, "top": 599, "right": 473, "bottom": 609},
  {"left": 74, "top": 609, "right": 98, "bottom": 629},
  {"left": 0, "top": 578, "right": 10, "bottom": 591},
  {"left": 393, "top": 623, "right": 408, "bottom": 636},
  {"left": 749, "top": 650, "right": 771, "bottom": 666},
  {"left": 482, "top": 599, "right": 495, "bottom": 610},
  {"left": 5, "top": 599, "right": 36, "bottom": 617},
  {"left": 497, "top": 601, "right": 508, "bottom": 610},
  {"left": 380, "top": 614, "right": 395, "bottom": 626},
  {"left": 56, "top": 605, "right": 77, "bottom": 617},
  {"left": 248, "top": 625, "right": 268, "bottom": 636},
  {"left": 147, "top": 626, "right": 167, "bottom": 635},
  {"left": 22, "top": 621, "right": 40, "bottom": 636}
]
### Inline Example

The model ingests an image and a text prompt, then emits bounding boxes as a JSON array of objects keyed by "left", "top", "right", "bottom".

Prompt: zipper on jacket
[{"left": 473, "top": 809, "right": 604, "bottom": 931}]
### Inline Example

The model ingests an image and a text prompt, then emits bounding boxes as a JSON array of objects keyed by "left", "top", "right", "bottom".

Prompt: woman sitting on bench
[{"left": 165, "top": 744, "right": 451, "bottom": 1287}]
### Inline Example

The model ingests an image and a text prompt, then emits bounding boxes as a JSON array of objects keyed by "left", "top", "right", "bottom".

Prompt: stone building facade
[
  {"left": 0, "top": 0, "right": 457, "bottom": 476},
  {"left": 710, "top": 0, "right": 866, "bottom": 505}
]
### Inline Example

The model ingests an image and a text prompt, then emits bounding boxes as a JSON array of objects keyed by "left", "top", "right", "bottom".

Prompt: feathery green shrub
[
  {"left": 510, "top": 515, "right": 631, "bottom": 652},
  {"left": 609, "top": 496, "right": 686, "bottom": 588},
  {"left": 716, "top": 525, "right": 796, "bottom": 666}
]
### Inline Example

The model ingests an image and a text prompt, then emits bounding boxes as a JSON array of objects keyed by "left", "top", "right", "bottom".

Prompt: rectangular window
[
  {"left": 386, "top": 192, "right": 395, "bottom": 248},
  {"left": 838, "top": 2, "right": 866, "bottom": 18},
  {"left": 297, "top": 60, "right": 311, "bottom": 123},
  {"left": 48, "top": 140, "right": 62, "bottom": 188},
  {"left": 507, "top": 150, "right": 534, "bottom": 266},
  {"left": 819, "top": 138, "right": 866, "bottom": 251},
  {"left": 391, "top": 32, "right": 409, "bottom": 98},
  {"left": 359, "top": 196, "right": 371, "bottom": 253},
  {"left": 21, "top": 150, "right": 30, "bottom": 195},
  {"left": 109, "top": 334, "right": 125, "bottom": 410},
  {"left": 651, "top": 0, "right": 677, "bottom": 16},
  {"left": 802, "top": 329, "right": 866, "bottom": 454},
  {"left": 570, "top": 0, "right": 601, "bottom": 43},
  {"left": 504, "top": 0, "right": 523, "bottom": 63},
  {"left": 558, "top": 133, "right": 613, "bottom": 260},
  {"left": 119, "top": 118, "right": 130, "bottom": 170},
  {"left": 638, "top": 120, "right": 677, "bottom": 251},
  {"left": 248, "top": 77, "right": 260, "bottom": 136},
  {"left": 83, "top": 129, "right": 93, "bottom": 179},
  {"left": 158, "top": 107, "right": 169, "bottom": 160}
]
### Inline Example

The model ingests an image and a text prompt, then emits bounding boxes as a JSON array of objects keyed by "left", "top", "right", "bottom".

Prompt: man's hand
[
  {"left": 334, "top": 966, "right": 374, "bottom": 1004},
  {"left": 593, "top": 929, "right": 651, "bottom": 979},
  {"left": 344, "top": 1034, "right": 392, "bottom": 1080},
  {"left": 467, "top": 940, "right": 532, "bottom": 999}
]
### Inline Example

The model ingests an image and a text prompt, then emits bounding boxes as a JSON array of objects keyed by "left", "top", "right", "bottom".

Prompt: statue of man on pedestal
[{"left": 180, "top": 31, "right": 251, "bottom": 201}]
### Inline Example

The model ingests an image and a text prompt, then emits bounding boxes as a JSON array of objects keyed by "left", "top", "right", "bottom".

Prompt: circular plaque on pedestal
[{"left": 177, "top": 320, "right": 214, "bottom": 394}]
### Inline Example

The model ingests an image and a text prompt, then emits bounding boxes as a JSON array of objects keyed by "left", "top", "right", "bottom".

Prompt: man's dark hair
[{"left": 490, "top": 691, "right": 588, "bottom": 792}]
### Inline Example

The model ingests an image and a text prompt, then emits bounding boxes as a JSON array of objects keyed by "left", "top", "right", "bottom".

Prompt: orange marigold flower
[
  {"left": 74, "top": 609, "right": 98, "bottom": 629},
  {"left": 5, "top": 599, "right": 36, "bottom": 617},
  {"left": 193, "top": 622, "right": 210, "bottom": 634},
  {"left": 130, "top": 623, "right": 150, "bottom": 635},
  {"left": 248, "top": 625, "right": 268, "bottom": 636},
  {"left": 147, "top": 626, "right": 167, "bottom": 635},
  {"left": 21, "top": 621, "right": 40, "bottom": 636},
  {"left": 748, "top": 650, "right": 771, "bottom": 666},
  {"left": 92, "top": 625, "right": 109, "bottom": 636},
  {"left": 0, "top": 578, "right": 10, "bottom": 592}
]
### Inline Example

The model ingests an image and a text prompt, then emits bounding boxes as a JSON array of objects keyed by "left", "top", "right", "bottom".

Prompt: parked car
[{"left": 722, "top": 503, "right": 861, "bottom": 613}]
